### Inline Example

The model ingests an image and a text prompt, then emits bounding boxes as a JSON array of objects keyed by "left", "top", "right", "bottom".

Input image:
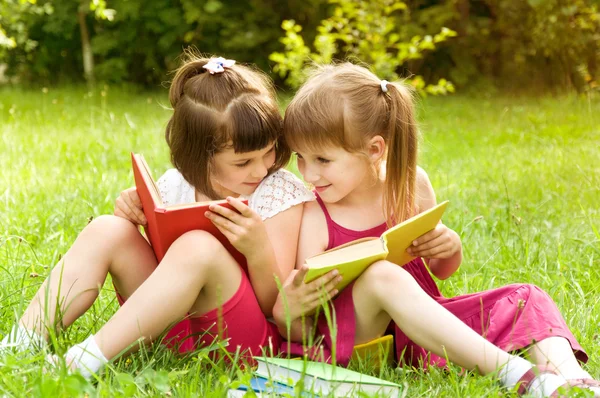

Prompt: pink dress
[
  {"left": 116, "top": 169, "right": 314, "bottom": 363},
  {"left": 282, "top": 195, "right": 587, "bottom": 368}
]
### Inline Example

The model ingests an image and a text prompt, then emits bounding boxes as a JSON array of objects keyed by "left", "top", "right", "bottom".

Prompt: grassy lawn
[{"left": 1, "top": 86, "right": 598, "bottom": 397}]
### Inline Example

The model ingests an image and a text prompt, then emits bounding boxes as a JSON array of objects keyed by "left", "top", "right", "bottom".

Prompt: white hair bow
[{"left": 203, "top": 57, "right": 236, "bottom": 74}]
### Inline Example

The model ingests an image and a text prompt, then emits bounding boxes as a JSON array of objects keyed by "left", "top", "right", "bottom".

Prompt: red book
[{"left": 131, "top": 153, "right": 245, "bottom": 263}]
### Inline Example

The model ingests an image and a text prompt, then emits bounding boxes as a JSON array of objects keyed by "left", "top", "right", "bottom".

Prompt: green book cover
[
  {"left": 304, "top": 200, "right": 449, "bottom": 291},
  {"left": 254, "top": 357, "right": 400, "bottom": 388}
]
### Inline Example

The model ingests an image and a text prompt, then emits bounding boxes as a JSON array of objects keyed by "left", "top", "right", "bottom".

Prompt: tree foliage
[
  {"left": 408, "top": 0, "right": 600, "bottom": 92},
  {"left": 0, "top": 0, "right": 53, "bottom": 60},
  {"left": 0, "top": 0, "right": 598, "bottom": 91},
  {"left": 269, "top": 0, "right": 457, "bottom": 94}
]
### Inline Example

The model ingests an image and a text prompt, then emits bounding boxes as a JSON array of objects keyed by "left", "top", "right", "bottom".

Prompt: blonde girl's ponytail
[{"left": 382, "top": 82, "right": 418, "bottom": 226}]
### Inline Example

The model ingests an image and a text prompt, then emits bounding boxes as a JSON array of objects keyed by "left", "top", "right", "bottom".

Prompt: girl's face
[
  {"left": 210, "top": 142, "right": 276, "bottom": 197},
  {"left": 295, "top": 146, "right": 372, "bottom": 203}
]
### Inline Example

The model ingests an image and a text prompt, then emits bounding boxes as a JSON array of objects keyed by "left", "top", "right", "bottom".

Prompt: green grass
[{"left": 1, "top": 86, "right": 599, "bottom": 397}]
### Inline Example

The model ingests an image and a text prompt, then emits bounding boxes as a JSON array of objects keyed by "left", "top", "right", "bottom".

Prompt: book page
[
  {"left": 135, "top": 154, "right": 163, "bottom": 207},
  {"left": 255, "top": 357, "right": 400, "bottom": 387},
  {"left": 304, "top": 239, "right": 387, "bottom": 291},
  {"left": 312, "top": 236, "right": 378, "bottom": 254},
  {"left": 383, "top": 201, "right": 448, "bottom": 266},
  {"left": 166, "top": 198, "right": 230, "bottom": 211},
  {"left": 305, "top": 238, "right": 384, "bottom": 269}
]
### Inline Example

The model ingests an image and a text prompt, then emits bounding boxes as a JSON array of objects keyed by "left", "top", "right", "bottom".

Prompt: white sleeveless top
[{"left": 156, "top": 168, "right": 314, "bottom": 219}]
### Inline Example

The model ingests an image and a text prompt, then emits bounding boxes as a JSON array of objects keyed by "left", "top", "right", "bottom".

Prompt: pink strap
[{"left": 315, "top": 194, "right": 334, "bottom": 224}]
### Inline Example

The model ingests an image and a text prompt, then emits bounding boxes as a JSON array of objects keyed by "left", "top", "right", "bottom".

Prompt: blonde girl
[{"left": 273, "top": 63, "right": 599, "bottom": 397}]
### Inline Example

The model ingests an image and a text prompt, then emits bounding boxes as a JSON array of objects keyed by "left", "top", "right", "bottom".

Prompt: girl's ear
[{"left": 367, "top": 135, "right": 386, "bottom": 163}]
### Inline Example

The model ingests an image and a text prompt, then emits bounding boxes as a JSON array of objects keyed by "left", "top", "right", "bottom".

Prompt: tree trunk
[
  {"left": 455, "top": 0, "right": 470, "bottom": 37},
  {"left": 77, "top": 6, "right": 94, "bottom": 86},
  {"left": 588, "top": 41, "right": 598, "bottom": 86}
]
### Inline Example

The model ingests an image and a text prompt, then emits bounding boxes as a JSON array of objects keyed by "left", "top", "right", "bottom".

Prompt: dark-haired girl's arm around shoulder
[
  {"left": 206, "top": 170, "right": 315, "bottom": 317},
  {"left": 207, "top": 196, "right": 302, "bottom": 317},
  {"left": 407, "top": 167, "right": 463, "bottom": 280},
  {"left": 248, "top": 203, "right": 304, "bottom": 316},
  {"left": 273, "top": 200, "right": 333, "bottom": 342}
]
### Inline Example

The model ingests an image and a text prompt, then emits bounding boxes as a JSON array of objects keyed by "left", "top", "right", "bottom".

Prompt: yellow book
[
  {"left": 351, "top": 334, "right": 394, "bottom": 369},
  {"left": 304, "top": 201, "right": 449, "bottom": 290}
]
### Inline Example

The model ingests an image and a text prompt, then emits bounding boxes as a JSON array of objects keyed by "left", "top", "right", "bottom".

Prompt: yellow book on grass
[
  {"left": 304, "top": 201, "right": 449, "bottom": 291},
  {"left": 351, "top": 334, "right": 394, "bottom": 368}
]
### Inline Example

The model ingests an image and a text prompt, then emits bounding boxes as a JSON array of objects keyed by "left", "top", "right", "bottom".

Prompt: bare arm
[
  {"left": 273, "top": 200, "right": 332, "bottom": 341},
  {"left": 245, "top": 203, "right": 303, "bottom": 316},
  {"left": 411, "top": 167, "right": 463, "bottom": 280},
  {"left": 206, "top": 197, "right": 303, "bottom": 317}
]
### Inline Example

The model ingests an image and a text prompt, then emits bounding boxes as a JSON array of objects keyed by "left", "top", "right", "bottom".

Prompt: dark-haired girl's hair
[{"left": 165, "top": 48, "right": 290, "bottom": 199}]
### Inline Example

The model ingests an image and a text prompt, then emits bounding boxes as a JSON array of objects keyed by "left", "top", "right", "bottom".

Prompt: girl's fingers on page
[
  {"left": 306, "top": 273, "right": 341, "bottom": 301},
  {"left": 206, "top": 212, "right": 240, "bottom": 234},
  {"left": 211, "top": 222, "right": 235, "bottom": 244},
  {"left": 412, "top": 227, "right": 442, "bottom": 247},
  {"left": 412, "top": 243, "right": 448, "bottom": 258},
  {"left": 325, "top": 275, "right": 342, "bottom": 292},
  {"left": 126, "top": 201, "right": 146, "bottom": 225},
  {"left": 113, "top": 207, "right": 127, "bottom": 221},
  {"left": 306, "top": 270, "right": 337, "bottom": 291},
  {"left": 118, "top": 203, "right": 137, "bottom": 223},
  {"left": 292, "top": 266, "right": 309, "bottom": 287},
  {"left": 208, "top": 203, "right": 242, "bottom": 224},
  {"left": 127, "top": 188, "right": 142, "bottom": 209},
  {"left": 322, "top": 270, "right": 340, "bottom": 287},
  {"left": 306, "top": 283, "right": 339, "bottom": 304},
  {"left": 412, "top": 234, "right": 445, "bottom": 253},
  {"left": 123, "top": 198, "right": 145, "bottom": 225},
  {"left": 308, "top": 278, "right": 341, "bottom": 303},
  {"left": 226, "top": 197, "right": 253, "bottom": 217}
]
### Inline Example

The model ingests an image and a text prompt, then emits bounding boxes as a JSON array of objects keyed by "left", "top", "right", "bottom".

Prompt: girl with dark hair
[{"left": 1, "top": 51, "right": 314, "bottom": 378}]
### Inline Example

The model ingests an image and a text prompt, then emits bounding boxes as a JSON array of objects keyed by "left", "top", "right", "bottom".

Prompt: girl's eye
[
  {"left": 294, "top": 152, "right": 303, "bottom": 160},
  {"left": 235, "top": 160, "right": 250, "bottom": 168},
  {"left": 317, "top": 157, "right": 330, "bottom": 164}
]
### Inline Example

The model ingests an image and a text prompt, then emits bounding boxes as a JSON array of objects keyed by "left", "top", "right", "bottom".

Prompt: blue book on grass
[
  {"left": 227, "top": 375, "right": 317, "bottom": 397},
  {"left": 254, "top": 357, "right": 402, "bottom": 397}
]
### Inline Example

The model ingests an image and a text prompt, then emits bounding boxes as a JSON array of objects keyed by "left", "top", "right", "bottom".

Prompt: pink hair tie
[{"left": 203, "top": 57, "right": 236, "bottom": 74}]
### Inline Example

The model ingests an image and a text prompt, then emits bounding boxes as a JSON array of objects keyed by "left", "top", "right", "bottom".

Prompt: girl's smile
[
  {"left": 314, "top": 184, "right": 331, "bottom": 193},
  {"left": 294, "top": 147, "right": 374, "bottom": 204},
  {"left": 211, "top": 142, "right": 276, "bottom": 196}
]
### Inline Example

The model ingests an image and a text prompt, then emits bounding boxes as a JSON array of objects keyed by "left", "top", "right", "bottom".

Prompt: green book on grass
[
  {"left": 254, "top": 357, "right": 402, "bottom": 397},
  {"left": 304, "top": 200, "right": 449, "bottom": 291}
]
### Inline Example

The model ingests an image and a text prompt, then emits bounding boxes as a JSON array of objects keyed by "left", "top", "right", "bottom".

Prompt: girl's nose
[
  {"left": 302, "top": 164, "right": 320, "bottom": 183},
  {"left": 252, "top": 161, "right": 268, "bottom": 179}
]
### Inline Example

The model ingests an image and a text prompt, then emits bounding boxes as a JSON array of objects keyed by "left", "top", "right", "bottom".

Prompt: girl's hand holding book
[
  {"left": 406, "top": 223, "right": 461, "bottom": 259},
  {"left": 114, "top": 187, "right": 147, "bottom": 226},
  {"left": 273, "top": 266, "right": 342, "bottom": 322},
  {"left": 205, "top": 196, "right": 268, "bottom": 258}
]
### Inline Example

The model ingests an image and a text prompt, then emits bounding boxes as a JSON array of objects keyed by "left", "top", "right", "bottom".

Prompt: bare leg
[
  {"left": 352, "top": 260, "right": 514, "bottom": 375},
  {"left": 19, "top": 215, "right": 157, "bottom": 338},
  {"left": 528, "top": 337, "right": 588, "bottom": 377},
  {"left": 92, "top": 230, "right": 243, "bottom": 359}
]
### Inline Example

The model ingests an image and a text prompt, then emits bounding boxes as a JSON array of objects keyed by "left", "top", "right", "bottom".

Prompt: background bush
[{"left": 1, "top": 0, "right": 599, "bottom": 92}]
